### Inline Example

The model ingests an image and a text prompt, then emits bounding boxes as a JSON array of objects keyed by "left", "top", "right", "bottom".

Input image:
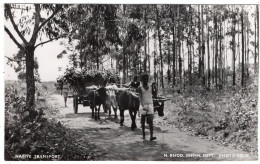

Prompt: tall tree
[
  {"left": 232, "top": 6, "right": 236, "bottom": 86},
  {"left": 198, "top": 5, "right": 202, "bottom": 79},
  {"left": 257, "top": 5, "right": 259, "bottom": 69},
  {"left": 201, "top": 5, "right": 206, "bottom": 85},
  {"left": 214, "top": 11, "right": 218, "bottom": 86},
  {"left": 206, "top": 6, "right": 211, "bottom": 87},
  {"left": 255, "top": 5, "right": 258, "bottom": 74},
  {"left": 143, "top": 5, "right": 148, "bottom": 73},
  {"left": 5, "top": 4, "right": 67, "bottom": 111},
  {"left": 170, "top": 5, "right": 176, "bottom": 87},
  {"left": 241, "top": 7, "right": 245, "bottom": 86},
  {"left": 177, "top": 5, "right": 182, "bottom": 87},
  {"left": 155, "top": 5, "right": 164, "bottom": 89}
]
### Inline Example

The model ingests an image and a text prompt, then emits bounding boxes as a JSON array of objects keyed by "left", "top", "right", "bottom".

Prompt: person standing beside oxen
[
  {"left": 129, "top": 75, "right": 140, "bottom": 92},
  {"left": 138, "top": 74, "right": 157, "bottom": 141},
  {"left": 62, "top": 81, "right": 70, "bottom": 107}
]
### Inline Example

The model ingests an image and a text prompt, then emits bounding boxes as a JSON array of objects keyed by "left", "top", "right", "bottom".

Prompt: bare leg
[
  {"left": 91, "top": 106, "right": 94, "bottom": 119},
  {"left": 64, "top": 97, "right": 67, "bottom": 107},
  {"left": 113, "top": 106, "right": 118, "bottom": 119},
  {"left": 141, "top": 115, "right": 145, "bottom": 139},
  {"left": 148, "top": 115, "right": 156, "bottom": 141},
  {"left": 95, "top": 106, "right": 98, "bottom": 121},
  {"left": 133, "top": 111, "right": 137, "bottom": 129},
  {"left": 98, "top": 105, "right": 101, "bottom": 120},
  {"left": 108, "top": 104, "right": 111, "bottom": 117}
]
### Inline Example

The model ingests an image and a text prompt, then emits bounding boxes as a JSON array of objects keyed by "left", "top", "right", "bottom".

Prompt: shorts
[
  {"left": 141, "top": 114, "right": 154, "bottom": 125},
  {"left": 63, "top": 92, "right": 68, "bottom": 98},
  {"left": 139, "top": 104, "right": 154, "bottom": 115}
]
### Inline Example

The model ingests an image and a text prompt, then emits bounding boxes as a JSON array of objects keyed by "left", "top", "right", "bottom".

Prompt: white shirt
[{"left": 139, "top": 85, "right": 154, "bottom": 115}]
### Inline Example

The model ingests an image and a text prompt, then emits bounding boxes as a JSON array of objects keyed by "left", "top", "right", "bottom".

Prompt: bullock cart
[
  {"left": 58, "top": 68, "right": 120, "bottom": 114},
  {"left": 69, "top": 83, "right": 100, "bottom": 114}
]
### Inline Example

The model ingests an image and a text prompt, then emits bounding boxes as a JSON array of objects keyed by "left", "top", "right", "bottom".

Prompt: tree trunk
[
  {"left": 232, "top": 8, "right": 236, "bottom": 86},
  {"left": 148, "top": 30, "right": 151, "bottom": 75},
  {"left": 143, "top": 6, "right": 147, "bottom": 73},
  {"left": 238, "top": 22, "right": 241, "bottom": 70},
  {"left": 214, "top": 13, "right": 218, "bottom": 87},
  {"left": 201, "top": 5, "right": 205, "bottom": 86},
  {"left": 127, "top": 52, "right": 129, "bottom": 81},
  {"left": 255, "top": 5, "right": 257, "bottom": 74},
  {"left": 244, "top": 18, "right": 247, "bottom": 83},
  {"left": 198, "top": 5, "right": 201, "bottom": 79},
  {"left": 123, "top": 44, "right": 126, "bottom": 84},
  {"left": 212, "top": 37, "right": 215, "bottom": 85},
  {"left": 219, "top": 17, "right": 222, "bottom": 85},
  {"left": 246, "top": 16, "right": 250, "bottom": 79},
  {"left": 154, "top": 30, "right": 157, "bottom": 84},
  {"left": 182, "top": 41, "right": 185, "bottom": 88},
  {"left": 168, "top": 43, "right": 171, "bottom": 85},
  {"left": 189, "top": 6, "right": 192, "bottom": 86},
  {"left": 140, "top": 48, "right": 142, "bottom": 76},
  {"left": 171, "top": 6, "right": 176, "bottom": 87},
  {"left": 241, "top": 8, "right": 245, "bottom": 86},
  {"left": 155, "top": 5, "right": 164, "bottom": 89},
  {"left": 224, "top": 18, "right": 228, "bottom": 83},
  {"left": 178, "top": 5, "right": 181, "bottom": 87},
  {"left": 189, "top": 39, "right": 192, "bottom": 86},
  {"left": 257, "top": 5, "right": 259, "bottom": 68},
  {"left": 96, "top": 47, "right": 99, "bottom": 69},
  {"left": 96, "top": 26, "right": 100, "bottom": 70},
  {"left": 135, "top": 45, "right": 139, "bottom": 76},
  {"left": 25, "top": 46, "right": 36, "bottom": 111},
  {"left": 122, "top": 5, "right": 126, "bottom": 84},
  {"left": 207, "top": 7, "right": 210, "bottom": 88}
]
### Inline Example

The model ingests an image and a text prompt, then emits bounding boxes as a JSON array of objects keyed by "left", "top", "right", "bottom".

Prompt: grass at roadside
[
  {"left": 155, "top": 77, "right": 258, "bottom": 155},
  {"left": 4, "top": 80, "right": 101, "bottom": 161}
]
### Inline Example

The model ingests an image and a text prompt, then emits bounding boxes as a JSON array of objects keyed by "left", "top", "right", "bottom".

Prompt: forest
[
  {"left": 56, "top": 4, "right": 259, "bottom": 90},
  {"left": 5, "top": 5, "right": 260, "bottom": 104}
]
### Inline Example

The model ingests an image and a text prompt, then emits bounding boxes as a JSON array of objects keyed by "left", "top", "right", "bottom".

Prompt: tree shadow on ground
[
  {"left": 69, "top": 125, "right": 207, "bottom": 161},
  {"left": 64, "top": 111, "right": 121, "bottom": 123}
]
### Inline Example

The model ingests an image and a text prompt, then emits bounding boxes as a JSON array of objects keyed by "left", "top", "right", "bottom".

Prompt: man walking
[
  {"left": 138, "top": 74, "right": 157, "bottom": 141},
  {"left": 62, "top": 81, "right": 70, "bottom": 107}
]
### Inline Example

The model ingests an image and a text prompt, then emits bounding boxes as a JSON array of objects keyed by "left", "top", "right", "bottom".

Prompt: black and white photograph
[{"left": 1, "top": 0, "right": 259, "bottom": 161}]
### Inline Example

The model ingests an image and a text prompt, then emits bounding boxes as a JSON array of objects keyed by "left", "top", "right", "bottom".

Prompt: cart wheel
[{"left": 73, "top": 97, "right": 78, "bottom": 114}]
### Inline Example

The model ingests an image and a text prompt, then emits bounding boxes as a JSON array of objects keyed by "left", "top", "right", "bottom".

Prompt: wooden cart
[{"left": 68, "top": 83, "right": 98, "bottom": 114}]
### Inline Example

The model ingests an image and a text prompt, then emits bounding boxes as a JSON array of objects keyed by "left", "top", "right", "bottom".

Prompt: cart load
[
  {"left": 56, "top": 68, "right": 120, "bottom": 114},
  {"left": 56, "top": 68, "right": 120, "bottom": 94}
]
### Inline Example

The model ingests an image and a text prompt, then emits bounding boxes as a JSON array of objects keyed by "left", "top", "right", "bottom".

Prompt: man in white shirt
[{"left": 138, "top": 74, "right": 156, "bottom": 141}]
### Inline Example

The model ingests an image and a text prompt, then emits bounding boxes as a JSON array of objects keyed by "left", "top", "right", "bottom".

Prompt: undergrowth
[
  {"left": 5, "top": 81, "right": 98, "bottom": 161},
  {"left": 157, "top": 77, "right": 258, "bottom": 155}
]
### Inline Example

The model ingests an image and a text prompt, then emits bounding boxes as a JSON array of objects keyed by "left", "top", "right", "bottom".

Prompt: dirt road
[{"left": 48, "top": 94, "right": 257, "bottom": 161}]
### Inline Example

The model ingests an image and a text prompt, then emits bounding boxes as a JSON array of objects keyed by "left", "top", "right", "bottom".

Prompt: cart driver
[
  {"left": 129, "top": 75, "right": 140, "bottom": 92},
  {"left": 62, "top": 81, "right": 70, "bottom": 107},
  {"left": 137, "top": 74, "right": 157, "bottom": 141}
]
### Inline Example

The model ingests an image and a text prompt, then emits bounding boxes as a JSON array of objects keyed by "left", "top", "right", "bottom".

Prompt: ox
[
  {"left": 86, "top": 87, "right": 108, "bottom": 120},
  {"left": 116, "top": 90, "right": 140, "bottom": 130},
  {"left": 151, "top": 82, "right": 165, "bottom": 117},
  {"left": 104, "top": 84, "right": 119, "bottom": 119},
  {"left": 153, "top": 99, "right": 165, "bottom": 117}
]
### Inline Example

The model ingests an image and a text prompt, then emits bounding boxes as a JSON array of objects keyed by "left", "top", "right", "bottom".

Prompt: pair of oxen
[{"left": 86, "top": 84, "right": 164, "bottom": 131}]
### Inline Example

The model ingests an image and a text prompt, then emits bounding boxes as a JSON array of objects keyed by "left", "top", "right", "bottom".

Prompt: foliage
[
  {"left": 6, "top": 49, "right": 41, "bottom": 82},
  {"left": 5, "top": 81, "right": 97, "bottom": 160},
  {"left": 159, "top": 75, "right": 258, "bottom": 154}
]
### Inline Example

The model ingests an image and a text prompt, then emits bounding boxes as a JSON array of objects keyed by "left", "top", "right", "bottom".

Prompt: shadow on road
[{"left": 69, "top": 125, "right": 199, "bottom": 161}]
